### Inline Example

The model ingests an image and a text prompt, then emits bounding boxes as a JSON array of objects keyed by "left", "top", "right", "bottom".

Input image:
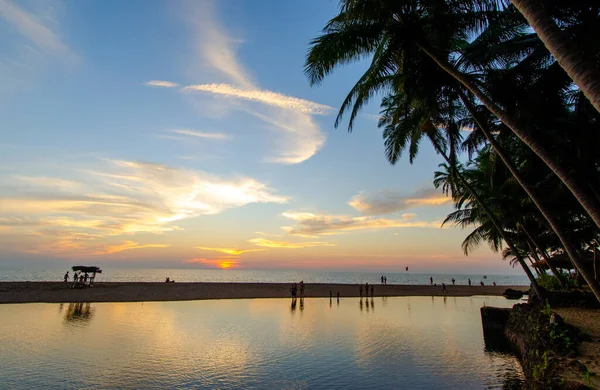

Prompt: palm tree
[
  {"left": 377, "top": 94, "right": 543, "bottom": 297},
  {"left": 305, "top": 0, "right": 600, "bottom": 232},
  {"left": 457, "top": 90, "right": 600, "bottom": 302},
  {"left": 509, "top": 0, "right": 600, "bottom": 113}
]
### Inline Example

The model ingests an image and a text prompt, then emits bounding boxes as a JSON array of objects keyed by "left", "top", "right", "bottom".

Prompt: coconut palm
[
  {"left": 509, "top": 0, "right": 600, "bottom": 113},
  {"left": 305, "top": 0, "right": 600, "bottom": 232},
  {"left": 377, "top": 93, "right": 543, "bottom": 297}
]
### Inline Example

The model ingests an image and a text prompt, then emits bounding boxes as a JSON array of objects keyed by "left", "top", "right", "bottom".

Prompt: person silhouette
[
  {"left": 359, "top": 285, "right": 363, "bottom": 298},
  {"left": 63, "top": 271, "right": 69, "bottom": 283},
  {"left": 430, "top": 276, "right": 433, "bottom": 285}
]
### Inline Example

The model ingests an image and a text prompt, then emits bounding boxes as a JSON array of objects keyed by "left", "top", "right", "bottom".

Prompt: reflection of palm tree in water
[{"left": 64, "top": 303, "right": 95, "bottom": 325}]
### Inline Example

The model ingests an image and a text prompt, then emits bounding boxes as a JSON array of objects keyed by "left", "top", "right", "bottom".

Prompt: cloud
[
  {"left": 144, "top": 0, "right": 327, "bottom": 165},
  {"left": 0, "top": 0, "right": 74, "bottom": 58},
  {"left": 248, "top": 237, "right": 335, "bottom": 249},
  {"left": 349, "top": 189, "right": 451, "bottom": 215},
  {"left": 145, "top": 80, "right": 180, "bottom": 88},
  {"left": 93, "top": 240, "right": 170, "bottom": 255},
  {"left": 195, "top": 246, "right": 265, "bottom": 255},
  {"left": 0, "top": 0, "right": 77, "bottom": 96},
  {"left": 170, "top": 129, "right": 230, "bottom": 140},
  {"left": 281, "top": 211, "right": 442, "bottom": 236},
  {"left": 1, "top": 160, "right": 289, "bottom": 255},
  {"left": 184, "top": 84, "right": 331, "bottom": 115},
  {"left": 13, "top": 175, "right": 79, "bottom": 190}
]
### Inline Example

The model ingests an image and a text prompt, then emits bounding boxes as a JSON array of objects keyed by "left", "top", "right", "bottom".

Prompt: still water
[{"left": 0, "top": 297, "right": 524, "bottom": 389}]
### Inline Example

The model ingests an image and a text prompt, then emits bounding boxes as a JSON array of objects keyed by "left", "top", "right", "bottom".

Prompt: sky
[{"left": 0, "top": 0, "right": 522, "bottom": 274}]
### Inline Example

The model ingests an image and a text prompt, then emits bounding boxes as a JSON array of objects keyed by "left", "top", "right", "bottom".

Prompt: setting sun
[{"left": 218, "top": 261, "right": 238, "bottom": 270}]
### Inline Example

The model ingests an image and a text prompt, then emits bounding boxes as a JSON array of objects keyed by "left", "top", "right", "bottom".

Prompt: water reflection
[
  {"left": 64, "top": 303, "right": 95, "bottom": 325},
  {"left": 0, "top": 297, "right": 524, "bottom": 389}
]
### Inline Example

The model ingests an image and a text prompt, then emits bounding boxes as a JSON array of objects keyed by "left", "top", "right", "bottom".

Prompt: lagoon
[{"left": 0, "top": 296, "right": 524, "bottom": 389}]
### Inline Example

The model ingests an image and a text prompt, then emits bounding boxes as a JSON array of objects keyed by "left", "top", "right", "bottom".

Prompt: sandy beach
[{"left": 0, "top": 282, "right": 528, "bottom": 304}]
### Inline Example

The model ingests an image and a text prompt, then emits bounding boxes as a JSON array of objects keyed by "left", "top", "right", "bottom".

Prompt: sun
[{"left": 218, "top": 261, "right": 237, "bottom": 270}]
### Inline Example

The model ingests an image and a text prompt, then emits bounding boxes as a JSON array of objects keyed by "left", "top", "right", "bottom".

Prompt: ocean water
[
  {"left": 0, "top": 296, "right": 524, "bottom": 389},
  {"left": 0, "top": 268, "right": 530, "bottom": 285}
]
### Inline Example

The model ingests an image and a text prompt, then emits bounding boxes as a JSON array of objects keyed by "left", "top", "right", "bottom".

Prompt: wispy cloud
[
  {"left": 195, "top": 246, "right": 265, "bottom": 255},
  {"left": 0, "top": 0, "right": 77, "bottom": 96},
  {"left": 184, "top": 84, "right": 332, "bottom": 115},
  {"left": 144, "top": 0, "right": 327, "bottom": 164},
  {"left": 170, "top": 129, "right": 230, "bottom": 140},
  {"left": 281, "top": 211, "right": 442, "bottom": 236},
  {"left": 0, "top": 0, "right": 74, "bottom": 58},
  {"left": 349, "top": 189, "right": 451, "bottom": 215},
  {"left": 145, "top": 80, "right": 180, "bottom": 88},
  {"left": 1, "top": 160, "right": 289, "bottom": 255},
  {"left": 93, "top": 240, "right": 170, "bottom": 255},
  {"left": 248, "top": 237, "right": 335, "bottom": 249}
]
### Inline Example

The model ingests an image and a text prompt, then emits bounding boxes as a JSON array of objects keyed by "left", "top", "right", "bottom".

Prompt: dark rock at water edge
[{"left": 503, "top": 288, "right": 525, "bottom": 300}]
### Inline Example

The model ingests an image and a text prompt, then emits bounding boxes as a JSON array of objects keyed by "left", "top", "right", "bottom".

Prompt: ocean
[{"left": 0, "top": 268, "right": 530, "bottom": 285}]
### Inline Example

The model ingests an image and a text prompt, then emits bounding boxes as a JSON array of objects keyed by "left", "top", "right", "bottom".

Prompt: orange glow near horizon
[{"left": 218, "top": 261, "right": 237, "bottom": 269}]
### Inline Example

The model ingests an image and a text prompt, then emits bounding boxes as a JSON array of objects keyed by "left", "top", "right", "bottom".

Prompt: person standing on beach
[
  {"left": 384, "top": 276, "right": 387, "bottom": 285},
  {"left": 370, "top": 285, "right": 374, "bottom": 298},
  {"left": 290, "top": 284, "right": 297, "bottom": 299},
  {"left": 365, "top": 282, "right": 369, "bottom": 295},
  {"left": 430, "top": 276, "right": 433, "bottom": 286},
  {"left": 359, "top": 285, "right": 363, "bottom": 298},
  {"left": 468, "top": 278, "right": 472, "bottom": 287},
  {"left": 442, "top": 283, "right": 448, "bottom": 294},
  {"left": 299, "top": 281, "right": 305, "bottom": 297},
  {"left": 451, "top": 278, "right": 455, "bottom": 286},
  {"left": 381, "top": 275, "right": 384, "bottom": 284},
  {"left": 63, "top": 271, "right": 69, "bottom": 283}
]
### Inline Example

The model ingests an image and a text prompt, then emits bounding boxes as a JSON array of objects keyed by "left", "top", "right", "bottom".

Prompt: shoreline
[{"left": 0, "top": 282, "right": 528, "bottom": 304}]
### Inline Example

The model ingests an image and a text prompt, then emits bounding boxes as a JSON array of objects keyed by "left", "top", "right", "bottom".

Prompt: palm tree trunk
[
  {"left": 510, "top": 0, "right": 600, "bottom": 113},
  {"left": 423, "top": 123, "right": 543, "bottom": 299},
  {"left": 417, "top": 42, "right": 600, "bottom": 233},
  {"left": 521, "top": 225, "right": 567, "bottom": 289},
  {"left": 458, "top": 91, "right": 600, "bottom": 303}
]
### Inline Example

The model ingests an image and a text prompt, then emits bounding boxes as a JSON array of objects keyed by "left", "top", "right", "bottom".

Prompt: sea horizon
[{"left": 0, "top": 268, "right": 530, "bottom": 285}]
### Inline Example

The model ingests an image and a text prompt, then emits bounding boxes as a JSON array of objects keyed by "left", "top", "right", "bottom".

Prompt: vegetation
[{"left": 305, "top": 0, "right": 600, "bottom": 303}]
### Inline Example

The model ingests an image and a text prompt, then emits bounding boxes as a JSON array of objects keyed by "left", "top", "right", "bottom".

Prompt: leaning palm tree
[
  {"left": 508, "top": 0, "right": 600, "bottom": 113},
  {"left": 378, "top": 93, "right": 543, "bottom": 297},
  {"left": 305, "top": 0, "right": 600, "bottom": 232}
]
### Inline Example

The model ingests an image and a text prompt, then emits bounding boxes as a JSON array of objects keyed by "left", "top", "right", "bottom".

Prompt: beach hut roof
[{"left": 72, "top": 266, "right": 102, "bottom": 273}]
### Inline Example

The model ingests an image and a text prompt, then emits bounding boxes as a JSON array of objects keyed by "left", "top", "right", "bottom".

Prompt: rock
[{"left": 503, "top": 288, "right": 525, "bottom": 300}]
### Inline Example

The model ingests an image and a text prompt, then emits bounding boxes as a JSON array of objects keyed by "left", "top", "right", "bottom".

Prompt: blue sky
[{"left": 0, "top": 0, "right": 521, "bottom": 274}]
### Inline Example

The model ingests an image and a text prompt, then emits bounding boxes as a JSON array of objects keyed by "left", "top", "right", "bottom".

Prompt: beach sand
[{"left": 0, "top": 282, "right": 528, "bottom": 304}]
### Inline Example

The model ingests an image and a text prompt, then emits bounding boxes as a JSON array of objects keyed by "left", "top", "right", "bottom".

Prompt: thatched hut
[{"left": 71, "top": 266, "right": 102, "bottom": 287}]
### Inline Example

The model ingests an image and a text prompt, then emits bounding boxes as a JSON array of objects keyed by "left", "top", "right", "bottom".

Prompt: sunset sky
[{"left": 0, "top": 0, "right": 521, "bottom": 274}]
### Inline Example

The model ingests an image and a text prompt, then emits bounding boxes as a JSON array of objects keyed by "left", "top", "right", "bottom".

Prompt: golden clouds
[
  {"left": 195, "top": 247, "right": 265, "bottom": 255},
  {"left": 281, "top": 211, "right": 442, "bottom": 236},
  {"left": 1, "top": 160, "right": 288, "bottom": 257},
  {"left": 94, "top": 241, "right": 171, "bottom": 255},
  {"left": 348, "top": 189, "right": 450, "bottom": 215},
  {"left": 247, "top": 237, "right": 334, "bottom": 249}
]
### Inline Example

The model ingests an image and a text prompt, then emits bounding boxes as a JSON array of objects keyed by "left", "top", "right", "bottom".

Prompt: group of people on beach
[
  {"left": 380, "top": 275, "right": 388, "bottom": 284},
  {"left": 429, "top": 276, "right": 497, "bottom": 292},
  {"left": 63, "top": 271, "right": 92, "bottom": 288}
]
